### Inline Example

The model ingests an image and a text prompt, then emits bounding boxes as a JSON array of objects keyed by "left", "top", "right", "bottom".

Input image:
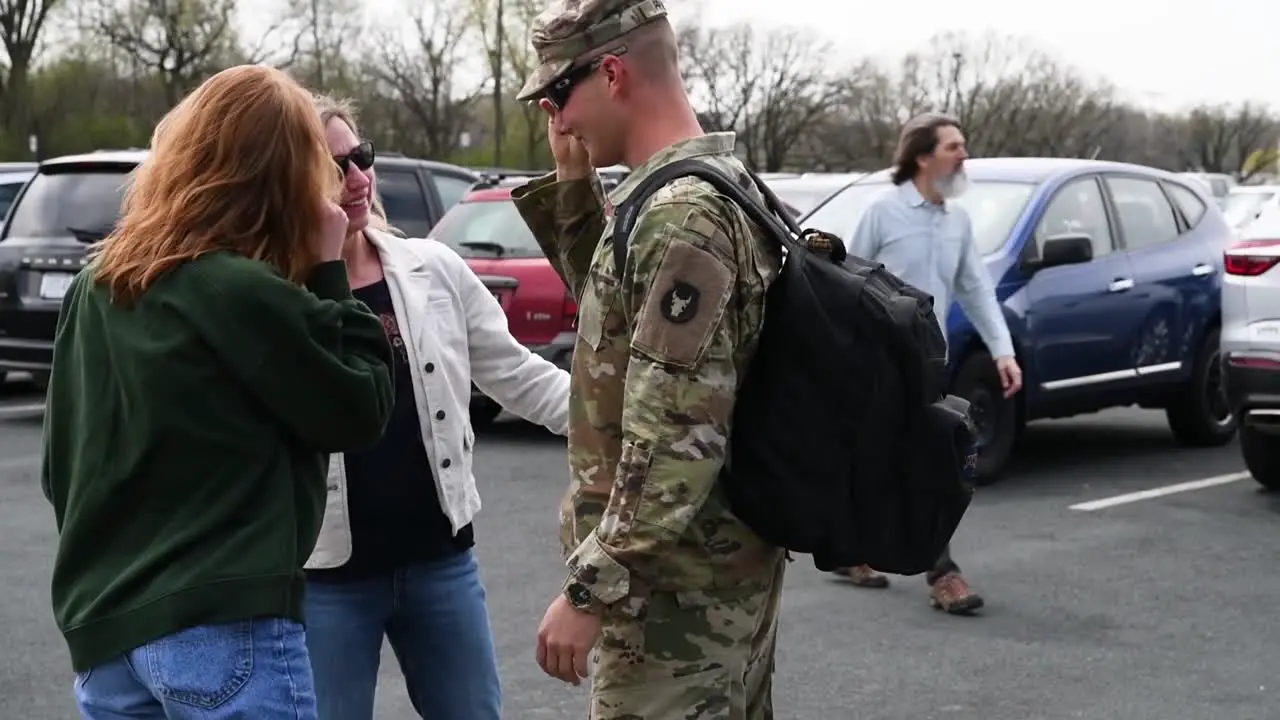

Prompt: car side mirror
[{"left": 1025, "top": 233, "right": 1093, "bottom": 272}]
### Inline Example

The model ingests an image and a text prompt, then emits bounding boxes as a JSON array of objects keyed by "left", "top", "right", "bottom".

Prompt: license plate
[{"left": 39, "top": 272, "right": 75, "bottom": 300}]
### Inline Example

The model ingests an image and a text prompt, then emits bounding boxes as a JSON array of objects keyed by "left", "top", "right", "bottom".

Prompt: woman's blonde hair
[
  {"left": 312, "top": 94, "right": 392, "bottom": 233},
  {"left": 92, "top": 64, "right": 341, "bottom": 305}
]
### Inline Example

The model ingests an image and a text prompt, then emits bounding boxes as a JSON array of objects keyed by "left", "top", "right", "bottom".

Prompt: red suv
[{"left": 429, "top": 176, "right": 578, "bottom": 426}]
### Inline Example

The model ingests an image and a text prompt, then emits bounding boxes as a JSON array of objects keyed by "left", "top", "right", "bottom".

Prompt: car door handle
[
  {"left": 1108, "top": 278, "right": 1134, "bottom": 292},
  {"left": 1192, "top": 263, "right": 1214, "bottom": 276}
]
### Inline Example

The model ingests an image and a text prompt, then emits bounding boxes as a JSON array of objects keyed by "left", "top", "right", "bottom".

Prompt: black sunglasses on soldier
[
  {"left": 334, "top": 140, "right": 375, "bottom": 177},
  {"left": 544, "top": 47, "right": 628, "bottom": 111}
]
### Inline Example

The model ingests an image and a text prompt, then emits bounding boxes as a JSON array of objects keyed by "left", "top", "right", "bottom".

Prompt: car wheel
[
  {"left": 1166, "top": 326, "right": 1237, "bottom": 447},
  {"left": 950, "top": 350, "right": 1020, "bottom": 485},
  {"left": 1240, "top": 424, "right": 1280, "bottom": 491},
  {"left": 469, "top": 400, "right": 502, "bottom": 429}
]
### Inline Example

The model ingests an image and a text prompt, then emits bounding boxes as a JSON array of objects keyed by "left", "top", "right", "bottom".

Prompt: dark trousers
[{"left": 926, "top": 544, "right": 960, "bottom": 585}]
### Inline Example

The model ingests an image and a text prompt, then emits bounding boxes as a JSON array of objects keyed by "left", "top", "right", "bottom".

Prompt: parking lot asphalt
[{"left": 1, "top": 384, "right": 1275, "bottom": 719}]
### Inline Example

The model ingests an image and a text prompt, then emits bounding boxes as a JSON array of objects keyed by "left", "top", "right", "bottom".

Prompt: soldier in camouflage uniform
[{"left": 509, "top": 1, "right": 787, "bottom": 718}]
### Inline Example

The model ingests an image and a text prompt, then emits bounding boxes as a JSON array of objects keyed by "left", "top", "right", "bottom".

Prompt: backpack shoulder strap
[{"left": 609, "top": 158, "right": 832, "bottom": 280}]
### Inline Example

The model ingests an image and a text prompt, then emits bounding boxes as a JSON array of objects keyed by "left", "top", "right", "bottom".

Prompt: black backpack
[{"left": 610, "top": 159, "right": 978, "bottom": 575}]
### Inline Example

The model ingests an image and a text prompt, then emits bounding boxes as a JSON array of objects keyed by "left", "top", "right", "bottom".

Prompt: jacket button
[
  {"left": 435, "top": 410, "right": 445, "bottom": 420},
  {"left": 441, "top": 458, "right": 451, "bottom": 468},
  {"left": 424, "top": 362, "right": 435, "bottom": 373}
]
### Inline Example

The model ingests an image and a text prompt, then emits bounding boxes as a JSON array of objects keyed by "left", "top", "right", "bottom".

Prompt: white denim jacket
[{"left": 305, "top": 228, "right": 570, "bottom": 570}]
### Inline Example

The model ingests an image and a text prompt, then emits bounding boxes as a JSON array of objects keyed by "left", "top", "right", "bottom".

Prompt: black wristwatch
[{"left": 564, "top": 581, "right": 594, "bottom": 611}]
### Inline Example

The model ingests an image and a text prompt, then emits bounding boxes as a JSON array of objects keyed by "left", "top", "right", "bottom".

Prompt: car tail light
[
  {"left": 1224, "top": 238, "right": 1280, "bottom": 276},
  {"left": 562, "top": 290, "right": 578, "bottom": 331},
  {"left": 1226, "top": 351, "right": 1280, "bottom": 370}
]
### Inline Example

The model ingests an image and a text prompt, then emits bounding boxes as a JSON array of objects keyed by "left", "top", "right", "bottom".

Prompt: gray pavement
[{"left": 1, "top": 388, "right": 1276, "bottom": 719}]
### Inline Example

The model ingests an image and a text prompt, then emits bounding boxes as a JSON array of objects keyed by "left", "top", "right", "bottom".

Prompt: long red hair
[{"left": 92, "top": 65, "right": 341, "bottom": 304}]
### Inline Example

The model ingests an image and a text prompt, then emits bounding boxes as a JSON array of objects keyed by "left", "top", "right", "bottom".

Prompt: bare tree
[
  {"left": 469, "top": 0, "right": 545, "bottom": 166},
  {"left": 268, "top": 0, "right": 362, "bottom": 90},
  {"left": 371, "top": 0, "right": 480, "bottom": 159},
  {"left": 0, "top": 0, "right": 63, "bottom": 126},
  {"left": 678, "top": 23, "right": 756, "bottom": 135},
  {"left": 741, "top": 28, "right": 834, "bottom": 171},
  {"left": 679, "top": 23, "right": 833, "bottom": 171},
  {"left": 807, "top": 60, "right": 900, "bottom": 170},
  {"left": 90, "top": 0, "right": 237, "bottom": 106},
  {"left": 992, "top": 58, "right": 1122, "bottom": 158},
  {"left": 1181, "top": 102, "right": 1280, "bottom": 179}
]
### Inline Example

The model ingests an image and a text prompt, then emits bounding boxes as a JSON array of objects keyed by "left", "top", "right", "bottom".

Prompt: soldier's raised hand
[{"left": 539, "top": 99, "right": 592, "bottom": 182}]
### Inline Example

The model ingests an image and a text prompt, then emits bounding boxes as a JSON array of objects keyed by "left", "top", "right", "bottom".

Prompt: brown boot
[
  {"left": 833, "top": 564, "right": 889, "bottom": 588},
  {"left": 929, "top": 572, "right": 984, "bottom": 615}
]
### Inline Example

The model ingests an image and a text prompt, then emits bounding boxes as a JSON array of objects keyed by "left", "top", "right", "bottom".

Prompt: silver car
[
  {"left": 1221, "top": 204, "right": 1280, "bottom": 489},
  {"left": 763, "top": 173, "right": 862, "bottom": 217}
]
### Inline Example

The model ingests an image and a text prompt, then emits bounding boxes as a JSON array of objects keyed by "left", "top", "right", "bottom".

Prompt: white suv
[{"left": 1221, "top": 205, "right": 1280, "bottom": 489}]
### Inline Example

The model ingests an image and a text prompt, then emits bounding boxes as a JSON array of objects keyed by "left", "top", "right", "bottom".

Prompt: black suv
[{"left": 0, "top": 150, "right": 478, "bottom": 387}]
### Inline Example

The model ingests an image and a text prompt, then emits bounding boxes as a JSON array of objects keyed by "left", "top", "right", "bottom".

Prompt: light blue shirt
[{"left": 847, "top": 182, "right": 1014, "bottom": 358}]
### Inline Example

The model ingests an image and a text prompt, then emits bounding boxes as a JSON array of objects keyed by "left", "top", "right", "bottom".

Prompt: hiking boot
[
  {"left": 929, "top": 572, "right": 984, "bottom": 614},
  {"left": 833, "top": 564, "right": 889, "bottom": 588}
]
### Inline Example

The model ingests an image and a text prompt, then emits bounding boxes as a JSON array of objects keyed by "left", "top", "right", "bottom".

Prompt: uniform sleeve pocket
[
  {"left": 632, "top": 237, "right": 733, "bottom": 371},
  {"left": 577, "top": 270, "right": 618, "bottom": 351}
]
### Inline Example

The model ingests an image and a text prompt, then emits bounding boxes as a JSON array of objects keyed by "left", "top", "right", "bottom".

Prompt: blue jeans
[
  {"left": 73, "top": 618, "right": 316, "bottom": 719},
  {"left": 304, "top": 549, "right": 501, "bottom": 720}
]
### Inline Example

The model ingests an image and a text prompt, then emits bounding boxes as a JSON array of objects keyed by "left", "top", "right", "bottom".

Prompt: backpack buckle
[{"left": 799, "top": 229, "right": 847, "bottom": 262}]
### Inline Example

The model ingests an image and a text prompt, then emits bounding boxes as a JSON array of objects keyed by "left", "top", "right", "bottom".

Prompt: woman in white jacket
[{"left": 302, "top": 95, "right": 570, "bottom": 720}]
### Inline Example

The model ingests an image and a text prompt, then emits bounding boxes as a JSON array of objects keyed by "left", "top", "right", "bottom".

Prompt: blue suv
[{"left": 802, "top": 158, "right": 1237, "bottom": 482}]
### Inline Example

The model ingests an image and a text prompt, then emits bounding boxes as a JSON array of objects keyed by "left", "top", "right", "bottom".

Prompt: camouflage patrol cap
[{"left": 516, "top": 0, "right": 668, "bottom": 102}]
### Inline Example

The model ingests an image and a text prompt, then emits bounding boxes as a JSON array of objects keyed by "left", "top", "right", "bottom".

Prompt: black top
[
  {"left": 307, "top": 278, "right": 474, "bottom": 584},
  {"left": 43, "top": 255, "right": 395, "bottom": 671}
]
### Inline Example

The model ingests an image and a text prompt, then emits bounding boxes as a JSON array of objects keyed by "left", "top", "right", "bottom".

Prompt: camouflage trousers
[{"left": 587, "top": 561, "right": 786, "bottom": 720}]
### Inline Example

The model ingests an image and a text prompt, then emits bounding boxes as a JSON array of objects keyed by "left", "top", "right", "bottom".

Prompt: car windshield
[
  {"left": 430, "top": 199, "right": 546, "bottom": 258},
  {"left": 3, "top": 169, "right": 130, "bottom": 239},
  {"left": 802, "top": 180, "right": 1038, "bottom": 255},
  {"left": 1221, "top": 191, "right": 1275, "bottom": 227}
]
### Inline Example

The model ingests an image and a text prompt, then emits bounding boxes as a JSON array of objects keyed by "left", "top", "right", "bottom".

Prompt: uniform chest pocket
[{"left": 577, "top": 269, "right": 619, "bottom": 351}]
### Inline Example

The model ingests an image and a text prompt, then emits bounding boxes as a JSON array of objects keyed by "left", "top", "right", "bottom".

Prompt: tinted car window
[
  {"left": 378, "top": 169, "right": 433, "bottom": 238},
  {"left": 0, "top": 181, "right": 23, "bottom": 220},
  {"left": 430, "top": 199, "right": 545, "bottom": 258},
  {"left": 4, "top": 170, "right": 129, "bottom": 239},
  {"left": 433, "top": 173, "right": 475, "bottom": 212},
  {"left": 1166, "top": 182, "right": 1209, "bottom": 227},
  {"left": 1105, "top": 176, "right": 1180, "bottom": 250},
  {"left": 1035, "top": 177, "right": 1115, "bottom": 259},
  {"left": 804, "top": 180, "right": 1036, "bottom": 255}
]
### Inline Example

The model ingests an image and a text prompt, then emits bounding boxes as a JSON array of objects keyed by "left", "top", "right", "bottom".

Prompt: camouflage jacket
[{"left": 512, "top": 133, "right": 785, "bottom": 608}]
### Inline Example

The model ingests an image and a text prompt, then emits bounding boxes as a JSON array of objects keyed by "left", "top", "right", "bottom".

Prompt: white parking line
[{"left": 1069, "top": 471, "right": 1252, "bottom": 511}]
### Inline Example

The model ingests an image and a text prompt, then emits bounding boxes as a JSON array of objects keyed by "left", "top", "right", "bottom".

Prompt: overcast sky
[{"left": 673, "top": 0, "right": 1277, "bottom": 112}]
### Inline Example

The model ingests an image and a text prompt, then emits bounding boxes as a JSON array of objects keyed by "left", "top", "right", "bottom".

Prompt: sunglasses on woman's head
[{"left": 334, "top": 140, "right": 375, "bottom": 177}]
